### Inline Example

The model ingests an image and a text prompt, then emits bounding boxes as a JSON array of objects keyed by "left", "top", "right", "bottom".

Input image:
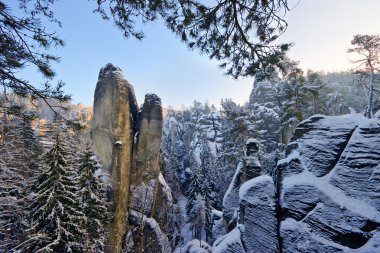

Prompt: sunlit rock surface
[
  {"left": 92, "top": 64, "right": 172, "bottom": 252},
  {"left": 130, "top": 93, "right": 163, "bottom": 215},
  {"left": 92, "top": 63, "right": 138, "bottom": 252}
]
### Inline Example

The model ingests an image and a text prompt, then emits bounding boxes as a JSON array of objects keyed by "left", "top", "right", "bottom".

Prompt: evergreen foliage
[
  {"left": 77, "top": 141, "right": 110, "bottom": 252},
  {"left": 26, "top": 131, "right": 86, "bottom": 252},
  {"left": 96, "top": 0, "right": 292, "bottom": 78},
  {"left": 0, "top": 117, "right": 30, "bottom": 252},
  {"left": 347, "top": 34, "right": 380, "bottom": 118},
  {"left": 219, "top": 99, "right": 256, "bottom": 184},
  {"left": 186, "top": 162, "right": 202, "bottom": 217},
  {"left": 184, "top": 132, "right": 218, "bottom": 242},
  {"left": 0, "top": 0, "right": 69, "bottom": 107},
  {"left": 188, "top": 194, "right": 206, "bottom": 241}
]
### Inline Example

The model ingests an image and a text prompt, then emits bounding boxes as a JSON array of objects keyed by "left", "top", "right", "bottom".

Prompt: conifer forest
[{"left": 1, "top": 0, "right": 380, "bottom": 252}]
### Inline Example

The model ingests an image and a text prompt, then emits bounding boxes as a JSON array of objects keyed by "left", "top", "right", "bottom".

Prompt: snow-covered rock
[
  {"left": 211, "top": 209, "right": 225, "bottom": 244},
  {"left": 213, "top": 226, "right": 246, "bottom": 253},
  {"left": 239, "top": 175, "right": 279, "bottom": 253},
  {"left": 179, "top": 239, "right": 212, "bottom": 253},
  {"left": 216, "top": 176, "right": 279, "bottom": 253},
  {"left": 223, "top": 139, "right": 262, "bottom": 229},
  {"left": 275, "top": 114, "right": 380, "bottom": 252}
]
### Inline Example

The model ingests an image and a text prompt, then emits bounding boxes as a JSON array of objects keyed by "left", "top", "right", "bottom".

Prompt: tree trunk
[{"left": 366, "top": 66, "right": 374, "bottom": 119}]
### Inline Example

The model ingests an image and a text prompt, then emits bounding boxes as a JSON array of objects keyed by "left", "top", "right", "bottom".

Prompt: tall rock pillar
[
  {"left": 92, "top": 64, "right": 172, "bottom": 253},
  {"left": 128, "top": 94, "right": 174, "bottom": 252},
  {"left": 91, "top": 64, "right": 138, "bottom": 253}
]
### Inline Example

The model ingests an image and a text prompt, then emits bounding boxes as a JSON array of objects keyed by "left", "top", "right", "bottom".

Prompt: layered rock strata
[
  {"left": 91, "top": 64, "right": 172, "bottom": 253},
  {"left": 92, "top": 64, "right": 138, "bottom": 252},
  {"left": 222, "top": 138, "right": 262, "bottom": 229},
  {"left": 216, "top": 113, "right": 380, "bottom": 252},
  {"left": 276, "top": 114, "right": 380, "bottom": 252}
]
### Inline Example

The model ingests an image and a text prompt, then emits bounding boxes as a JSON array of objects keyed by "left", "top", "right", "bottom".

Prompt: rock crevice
[{"left": 91, "top": 64, "right": 172, "bottom": 253}]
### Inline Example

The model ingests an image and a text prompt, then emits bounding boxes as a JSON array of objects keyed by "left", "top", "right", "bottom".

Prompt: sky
[{"left": 11, "top": 0, "right": 380, "bottom": 108}]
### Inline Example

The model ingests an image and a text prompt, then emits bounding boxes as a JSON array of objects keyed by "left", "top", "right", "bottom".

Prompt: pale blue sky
[{"left": 12, "top": 0, "right": 380, "bottom": 108}]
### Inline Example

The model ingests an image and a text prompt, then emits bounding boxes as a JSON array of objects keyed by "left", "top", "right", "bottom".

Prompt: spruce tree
[
  {"left": 26, "top": 131, "right": 86, "bottom": 252},
  {"left": 186, "top": 166, "right": 202, "bottom": 217},
  {"left": 189, "top": 194, "right": 206, "bottom": 240},
  {"left": 199, "top": 139, "right": 217, "bottom": 243},
  {"left": 0, "top": 115, "right": 33, "bottom": 252},
  {"left": 77, "top": 141, "right": 109, "bottom": 252}
]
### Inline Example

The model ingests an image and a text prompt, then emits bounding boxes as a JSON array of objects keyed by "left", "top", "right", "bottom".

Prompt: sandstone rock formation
[
  {"left": 239, "top": 176, "right": 279, "bottom": 253},
  {"left": 222, "top": 138, "right": 262, "bottom": 229},
  {"left": 216, "top": 139, "right": 278, "bottom": 253},
  {"left": 214, "top": 176, "right": 279, "bottom": 253},
  {"left": 128, "top": 210, "right": 171, "bottom": 253},
  {"left": 275, "top": 114, "right": 380, "bottom": 252},
  {"left": 91, "top": 64, "right": 172, "bottom": 253},
  {"left": 213, "top": 226, "right": 246, "bottom": 253},
  {"left": 130, "top": 93, "right": 163, "bottom": 216},
  {"left": 216, "top": 113, "right": 380, "bottom": 252},
  {"left": 92, "top": 64, "right": 138, "bottom": 252}
]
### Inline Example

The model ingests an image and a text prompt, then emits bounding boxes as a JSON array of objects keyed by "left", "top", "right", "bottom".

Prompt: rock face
[
  {"left": 216, "top": 176, "right": 279, "bottom": 253},
  {"left": 211, "top": 210, "right": 225, "bottom": 244},
  {"left": 91, "top": 64, "right": 172, "bottom": 253},
  {"left": 222, "top": 138, "right": 262, "bottom": 229},
  {"left": 276, "top": 114, "right": 380, "bottom": 252},
  {"left": 92, "top": 64, "right": 138, "bottom": 252},
  {"left": 130, "top": 94, "right": 163, "bottom": 216},
  {"left": 217, "top": 113, "right": 380, "bottom": 252},
  {"left": 239, "top": 176, "right": 279, "bottom": 253},
  {"left": 213, "top": 226, "right": 246, "bottom": 253},
  {"left": 216, "top": 139, "right": 280, "bottom": 253},
  {"left": 131, "top": 94, "right": 163, "bottom": 186},
  {"left": 128, "top": 210, "right": 171, "bottom": 253}
]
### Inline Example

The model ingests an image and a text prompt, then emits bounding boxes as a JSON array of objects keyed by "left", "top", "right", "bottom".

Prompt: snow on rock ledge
[
  {"left": 239, "top": 175, "right": 279, "bottom": 253},
  {"left": 223, "top": 139, "right": 262, "bottom": 230},
  {"left": 275, "top": 113, "right": 380, "bottom": 252},
  {"left": 213, "top": 225, "right": 246, "bottom": 253},
  {"left": 179, "top": 239, "right": 212, "bottom": 253}
]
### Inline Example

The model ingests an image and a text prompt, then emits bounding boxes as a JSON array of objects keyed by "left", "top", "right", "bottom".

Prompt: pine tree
[
  {"left": 25, "top": 131, "right": 86, "bottom": 252},
  {"left": 77, "top": 141, "right": 110, "bottom": 252},
  {"left": 277, "top": 63, "right": 317, "bottom": 137},
  {"left": 347, "top": 34, "right": 380, "bottom": 118},
  {"left": 96, "top": 0, "right": 291, "bottom": 78},
  {"left": 219, "top": 99, "right": 256, "bottom": 193}
]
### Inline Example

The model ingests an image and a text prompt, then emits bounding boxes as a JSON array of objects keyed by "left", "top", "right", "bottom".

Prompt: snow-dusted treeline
[{"left": 0, "top": 103, "right": 110, "bottom": 252}]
